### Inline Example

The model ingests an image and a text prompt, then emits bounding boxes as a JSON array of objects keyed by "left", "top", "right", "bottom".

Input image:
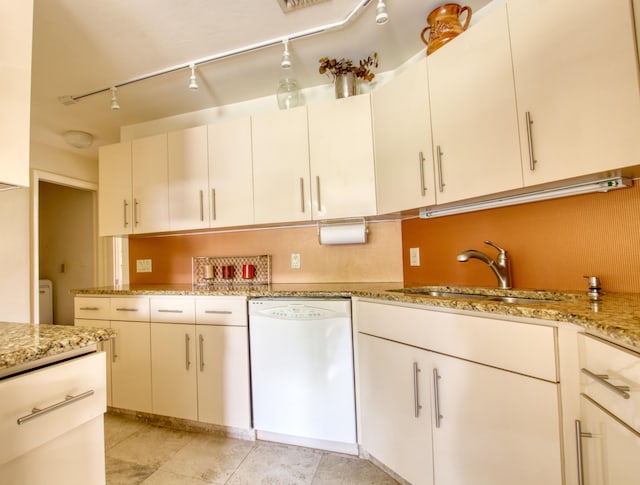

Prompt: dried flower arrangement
[{"left": 318, "top": 52, "right": 379, "bottom": 82}]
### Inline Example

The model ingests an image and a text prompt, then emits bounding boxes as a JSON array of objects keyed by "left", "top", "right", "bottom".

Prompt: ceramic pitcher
[{"left": 420, "top": 3, "right": 472, "bottom": 55}]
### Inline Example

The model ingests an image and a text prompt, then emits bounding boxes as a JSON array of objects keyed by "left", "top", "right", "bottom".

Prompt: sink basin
[{"left": 390, "top": 288, "right": 563, "bottom": 304}]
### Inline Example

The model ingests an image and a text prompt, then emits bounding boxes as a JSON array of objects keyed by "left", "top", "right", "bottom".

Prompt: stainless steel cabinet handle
[
  {"left": 123, "top": 200, "right": 129, "bottom": 228},
  {"left": 300, "top": 177, "right": 305, "bottom": 213},
  {"left": 185, "top": 333, "right": 191, "bottom": 370},
  {"left": 525, "top": 111, "right": 537, "bottom": 171},
  {"left": 413, "top": 362, "right": 422, "bottom": 418},
  {"left": 581, "top": 368, "right": 631, "bottom": 399},
  {"left": 211, "top": 188, "right": 217, "bottom": 221},
  {"left": 79, "top": 307, "right": 100, "bottom": 311},
  {"left": 436, "top": 146, "right": 445, "bottom": 192},
  {"left": 316, "top": 176, "right": 322, "bottom": 212},
  {"left": 134, "top": 198, "right": 140, "bottom": 227},
  {"left": 199, "top": 334, "right": 205, "bottom": 371},
  {"left": 205, "top": 310, "right": 232, "bottom": 315},
  {"left": 157, "top": 309, "right": 184, "bottom": 314},
  {"left": 115, "top": 308, "right": 139, "bottom": 312},
  {"left": 17, "top": 390, "right": 95, "bottom": 425},
  {"left": 111, "top": 335, "right": 117, "bottom": 363},
  {"left": 199, "top": 190, "right": 204, "bottom": 221},
  {"left": 418, "top": 152, "right": 427, "bottom": 196},
  {"left": 433, "top": 368, "right": 443, "bottom": 428},
  {"left": 575, "top": 419, "right": 593, "bottom": 485}
]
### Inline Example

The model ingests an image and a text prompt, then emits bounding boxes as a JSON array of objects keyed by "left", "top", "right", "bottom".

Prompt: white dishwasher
[{"left": 248, "top": 298, "right": 357, "bottom": 454}]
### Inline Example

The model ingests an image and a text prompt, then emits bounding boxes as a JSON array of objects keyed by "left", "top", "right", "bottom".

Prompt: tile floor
[{"left": 104, "top": 414, "right": 399, "bottom": 484}]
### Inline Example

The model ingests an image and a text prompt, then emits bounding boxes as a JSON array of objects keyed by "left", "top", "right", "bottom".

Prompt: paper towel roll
[{"left": 319, "top": 222, "right": 367, "bottom": 245}]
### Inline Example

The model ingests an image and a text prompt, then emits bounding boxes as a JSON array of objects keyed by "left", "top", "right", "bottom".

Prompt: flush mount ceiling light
[
  {"left": 63, "top": 130, "right": 94, "bottom": 149},
  {"left": 281, "top": 39, "right": 292, "bottom": 69},
  {"left": 110, "top": 87, "right": 120, "bottom": 110},
  {"left": 277, "top": 0, "right": 329, "bottom": 13},
  {"left": 188, "top": 63, "right": 199, "bottom": 90},
  {"left": 375, "top": 0, "right": 389, "bottom": 25}
]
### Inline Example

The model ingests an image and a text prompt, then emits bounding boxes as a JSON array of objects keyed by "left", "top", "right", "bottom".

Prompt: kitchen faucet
[{"left": 456, "top": 240, "right": 512, "bottom": 289}]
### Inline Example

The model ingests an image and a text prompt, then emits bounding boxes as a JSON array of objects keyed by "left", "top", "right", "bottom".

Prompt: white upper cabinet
[
  {"left": 0, "top": 0, "right": 33, "bottom": 188},
  {"left": 372, "top": 58, "right": 436, "bottom": 214},
  {"left": 168, "top": 125, "right": 209, "bottom": 231},
  {"left": 252, "top": 106, "right": 312, "bottom": 224},
  {"left": 131, "top": 134, "right": 169, "bottom": 234},
  {"left": 307, "top": 95, "right": 377, "bottom": 220},
  {"left": 99, "top": 141, "right": 133, "bottom": 236},
  {"left": 508, "top": 0, "right": 640, "bottom": 186},
  {"left": 428, "top": 4, "right": 523, "bottom": 204},
  {"left": 207, "top": 117, "right": 254, "bottom": 228}
]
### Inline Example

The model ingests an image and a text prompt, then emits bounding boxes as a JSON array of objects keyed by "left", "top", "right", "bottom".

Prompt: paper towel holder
[{"left": 318, "top": 218, "right": 368, "bottom": 245}]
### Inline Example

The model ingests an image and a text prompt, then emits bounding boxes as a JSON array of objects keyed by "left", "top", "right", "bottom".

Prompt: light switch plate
[
  {"left": 291, "top": 253, "right": 301, "bottom": 269},
  {"left": 136, "top": 259, "right": 152, "bottom": 273},
  {"left": 409, "top": 248, "right": 420, "bottom": 266}
]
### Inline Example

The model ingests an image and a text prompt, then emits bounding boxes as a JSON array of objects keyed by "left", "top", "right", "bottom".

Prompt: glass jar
[{"left": 276, "top": 78, "right": 300, "bottom": 110}]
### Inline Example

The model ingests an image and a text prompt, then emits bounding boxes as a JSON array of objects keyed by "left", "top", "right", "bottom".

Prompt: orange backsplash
[{"left": 402, "top": 180, "right": 640, "bottom": 292}]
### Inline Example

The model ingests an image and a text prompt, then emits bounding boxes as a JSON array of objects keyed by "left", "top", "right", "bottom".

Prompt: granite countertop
[
  {"left": 72, "top": 283, "right": 640, "bottom": 353},
  {"left": 0, "top": 322, "right": 114, "bottom": 378}
]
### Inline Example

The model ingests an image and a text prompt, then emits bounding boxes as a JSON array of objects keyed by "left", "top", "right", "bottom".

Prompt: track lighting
[
  {"left": 375, "top": 0, "right": 389, "bottom": 25},
  {"left": 188, "top": 64, "right": 199, "bottom": 90},
  {"left": 110, "top": 87, "right": 120, "bottom": 111},
  {"left": 281, "top": 40, "right": 292, "bottom": 69}
]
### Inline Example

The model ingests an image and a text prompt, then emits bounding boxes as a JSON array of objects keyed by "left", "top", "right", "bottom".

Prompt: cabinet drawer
[
  {"left": 110, "top": 297, "right": 149, "bottom": 321},
  {"left": 0, "top": 352, "right": 106, "bottom": 466},
  {"left": 74, "top": 297, "right": 110, "bottom": 320},
  {"left": 150, "top": 297, "right": 195, "bottom": 323},
  {"left": 579, "top": 333, "right": 640, "bottom": 433},
  {"left": 195, "top": 297, "right": 247, "bottom": 326},
  {"left": 355, "top": 300, "right": 557, "bottom": 382}
]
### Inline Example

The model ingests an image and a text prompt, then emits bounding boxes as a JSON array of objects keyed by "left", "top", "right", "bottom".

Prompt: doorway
[{"left": 33, "top": 172, "right": 98, "bottom": 324}]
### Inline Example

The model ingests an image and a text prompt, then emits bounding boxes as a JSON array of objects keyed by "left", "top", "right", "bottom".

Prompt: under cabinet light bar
[{"left": 419, "top": 177, "right": 632, "bottom": 219}]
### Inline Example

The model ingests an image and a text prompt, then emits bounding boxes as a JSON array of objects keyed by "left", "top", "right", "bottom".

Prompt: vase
[
  {"left": 334, "top": 72, "right": 357, "bottom": 99},
  {"left": 276, "top": 78, "right": 300, "bottom": 110},
  {"left": 420, "top": 3, "right": 472, "bottom": 56}
]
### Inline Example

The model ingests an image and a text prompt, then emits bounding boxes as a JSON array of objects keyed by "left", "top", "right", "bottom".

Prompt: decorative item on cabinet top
[
  {"left": 318, "top": 52, "right": 379, "bottom": 99},
  {"left": 193, "top": 255, "right": 271, "bottom": 286},
  {"left": 420, "top": 3, "right": 472, "bottom": 55}
]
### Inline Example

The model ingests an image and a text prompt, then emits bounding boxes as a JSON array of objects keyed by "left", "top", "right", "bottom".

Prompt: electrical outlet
[
  {"left": 136, "top": 259, "right": 152, "bottom": 273},
  {"left": 291, "top": 253, "right": 301, "bottom": 269},
  {"left": 409, "top": 248, "right": 420, "bottom": 266}
]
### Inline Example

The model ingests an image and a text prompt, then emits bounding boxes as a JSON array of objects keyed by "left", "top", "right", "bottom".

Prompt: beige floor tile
[
  {"left": 226, "top": 441, "right": 324, "bottom": 485},
  {"left": 106, "top": 455, "right": 156, "bottom": 485},
  {"left": 159, "top": 432, "right": 255, "bottom": 484},
  {"left": 104, "top": 414, "right": 146, "bottom": 450},
  {"left": 312, "top": 453, "right": 400, "bottom": 485},
  {"left": 142, "top": 469, "right": 211, "bottom": 484},
  {"left": 107, "top": 424, "right": 195, "bottom": 469}
]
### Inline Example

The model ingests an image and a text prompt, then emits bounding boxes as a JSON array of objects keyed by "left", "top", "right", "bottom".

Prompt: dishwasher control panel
[{"left": 249, "top": 298, "right": 351, "bottom": 320}]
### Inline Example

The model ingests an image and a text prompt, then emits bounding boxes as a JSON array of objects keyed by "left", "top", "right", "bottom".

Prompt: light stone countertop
[
  {"left": 0, "top": 322, "right": 114, "bottom": 377},
  {"left": 72, "top": 283, "right": 640, "bottom": 354}
]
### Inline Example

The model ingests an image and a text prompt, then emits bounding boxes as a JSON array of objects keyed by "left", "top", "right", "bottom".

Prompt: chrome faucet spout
[{"left": 456, "top": 241, "right": 512, "bottom": 289}]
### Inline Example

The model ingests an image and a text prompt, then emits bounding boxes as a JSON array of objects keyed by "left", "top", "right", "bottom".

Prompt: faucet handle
[{"left": 484, "top": 240, "right": 507, "bottom": 255}]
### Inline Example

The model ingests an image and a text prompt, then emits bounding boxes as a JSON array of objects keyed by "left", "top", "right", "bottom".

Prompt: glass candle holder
[{"left": 277, "top": 78, "right": 300, "bottom": 110}]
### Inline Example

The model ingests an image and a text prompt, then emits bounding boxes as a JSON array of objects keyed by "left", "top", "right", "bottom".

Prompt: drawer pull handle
[
  {"left": 581, "top": 368, "right": 630, "bottom": 399},
  {"left": 204, "top": 310, "right": 232, "bottom": 315},
  {"left": 115, "top": 308, "right": 139, "bottom": 312},
  {"left": 79, "top": 307, "right": 100, "bottom": 311},
  {"left": 17, "top": 390, "right": 95, "bottom": 425},
  {"left": 157, "top": 309, "right": 184, "bottom": 313}
]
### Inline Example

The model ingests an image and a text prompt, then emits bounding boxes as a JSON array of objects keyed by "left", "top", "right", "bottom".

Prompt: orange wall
[
  {"left": 129, "top": 221, "right": 403, "bottom": 285},
  {"left": 401, "top": 180, "right": 640, "bottom": 292}
]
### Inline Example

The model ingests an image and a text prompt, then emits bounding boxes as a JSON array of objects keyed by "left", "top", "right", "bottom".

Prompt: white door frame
[{"left": 31, "top": 170, "right": 98, "bottom": 323}]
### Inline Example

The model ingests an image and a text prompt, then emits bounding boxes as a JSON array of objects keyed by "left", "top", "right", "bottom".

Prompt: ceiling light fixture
[
  {"left": 375, "top": 0, "right": 389, "bottom": 25},
  {"left": 419, "top": 177, "right": 632, "bottom": 218},
  {"left": 110, "top": 87, "right": 120, "bottom": 111},
  {"left": 63, "top": 130, "right": 94, "bottom": 149},
  {"left": 188, "top": 63, "right": 199, "bottom": 90},
  {"left": 281, "top": 40, "right": 292, "bottom": 69}
]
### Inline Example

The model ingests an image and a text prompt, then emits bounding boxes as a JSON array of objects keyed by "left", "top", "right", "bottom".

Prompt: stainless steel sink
[{"left": 391, "top": 288, "right": 563, "bottom": 304}]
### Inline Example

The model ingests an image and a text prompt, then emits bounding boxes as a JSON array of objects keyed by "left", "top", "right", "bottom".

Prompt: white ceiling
[{"left": 30, "top": 0, "right": 490, "bottom": 159}]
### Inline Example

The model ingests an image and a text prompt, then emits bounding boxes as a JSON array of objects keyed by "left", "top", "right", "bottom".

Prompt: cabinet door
[
  {"left": 75, "top": 318, "right": 112, "bottom": 406},
  {"left": 196, "top": 325, "right": 251, "bottom": 428},
  {"left": 308, "top": 95, "right": 377, "bottom": 219},
  {"left": 98, "top": 142, "right": 132, "bottom": 236},
  {"left": 168, "top": 125, "right": 209, "bottom": 231},
  {"left": 508, "top": 0, "right": 640, "bottom": 186},
  {"left": 208, "top": 117, "right": 254, "bottom": 228},
  {"left": 358, "top": 333, "right": 434, "bottom": 485},
  {"left": 430, "top": 352, "right": 563, "bottom": 485},
  {"left": 252, "top": 106, "right": 312, "bottom": 224},
  {"left": 151, "top": 322, "right": 198, "bottom": 421},
  {"left": 110, "top": 320, "right": 152, "bottom": 413},
  {"left": 428, "top": 5, "right": 523, "bottom": 204},
  {"left": 579, "top": 395, "right": 640, "bottom": 485},
  {"left": 132, "top": 134, "right": 169, "bottom": 233},
  {"left": 372, "top": 58, "right": 436, "bottom": 213}
]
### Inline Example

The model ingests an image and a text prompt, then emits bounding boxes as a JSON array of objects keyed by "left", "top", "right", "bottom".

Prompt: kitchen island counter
[{"left": 73, "top": 283, "right": 640, "bottom": 353}]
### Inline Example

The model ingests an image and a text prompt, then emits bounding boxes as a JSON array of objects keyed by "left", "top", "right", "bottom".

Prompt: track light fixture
[
  {"left": 281, "top": 39, "right": 292, "bottom": 69},
  {"left": 375, "top": 0, "right": 389, "bottom": 25},
  {"left": 188, "top": 63, "right": 199, "bottom": 90},
  {"left": 110, "top": 87, "right": 120, "bottom": 111}
]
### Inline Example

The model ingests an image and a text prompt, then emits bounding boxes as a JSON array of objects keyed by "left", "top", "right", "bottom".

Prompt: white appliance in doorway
[
  {"left": 39, "top": 279, "right": 53, "bottom": 324},
  {"left": 248, "top": 298, "right": 357, "bottom": 454}
]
